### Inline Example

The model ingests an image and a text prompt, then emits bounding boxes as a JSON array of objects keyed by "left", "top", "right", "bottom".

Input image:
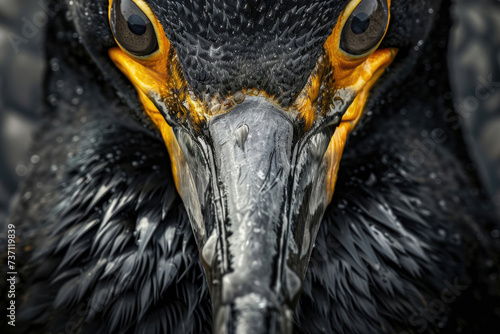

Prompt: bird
[{"left": 4, "top": 0, "right": 500, "bottom": 333}]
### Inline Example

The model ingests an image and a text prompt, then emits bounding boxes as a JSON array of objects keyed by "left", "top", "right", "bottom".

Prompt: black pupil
[
  {"left": 351, "top": 12, "right": 370, "bottom": 34},
  {"left": 127, "top": 14, "right": 147, "bottom": 35}
]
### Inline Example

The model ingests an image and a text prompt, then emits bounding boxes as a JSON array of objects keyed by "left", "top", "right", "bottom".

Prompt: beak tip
[{"left": 214, "top": 300, "right": 294, "bottom": 334}]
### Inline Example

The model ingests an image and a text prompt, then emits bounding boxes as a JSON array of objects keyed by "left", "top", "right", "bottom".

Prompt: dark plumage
[{"left": 3, "top": 0, "right": 500, "bottom": 333}]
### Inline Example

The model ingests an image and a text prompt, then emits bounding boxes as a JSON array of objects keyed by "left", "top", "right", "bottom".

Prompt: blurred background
[{"left": 0, "top": 0, "right": 499, "bottom": 224}]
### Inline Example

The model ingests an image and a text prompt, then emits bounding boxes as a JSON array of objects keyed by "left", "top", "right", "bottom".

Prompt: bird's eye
[
  {"left": 110, "top": 0, "right": 159, "bottom": 57},
  {"left": 340, "top": 0, "right": 389, "bottom": 56}
]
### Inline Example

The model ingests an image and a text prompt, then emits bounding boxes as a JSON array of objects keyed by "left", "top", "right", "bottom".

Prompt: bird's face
[
  {"left": 74, "top": 0, "right": 427, "bottom": 332},
  {"left": 106, "top": 0, "right": 395, "bottom": 332}
]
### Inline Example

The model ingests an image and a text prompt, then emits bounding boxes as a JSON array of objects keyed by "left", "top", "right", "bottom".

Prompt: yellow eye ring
[
  {"left": 108, "top": 0, "right": 167, "bottom": 60},
  {"left": 337, "top": 0, "right": 391, "bottom": 60}
]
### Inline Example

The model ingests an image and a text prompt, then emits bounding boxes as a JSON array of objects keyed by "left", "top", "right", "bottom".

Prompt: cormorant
[{"left": 5, "top": 0, "right": 500, "bottom": 333}]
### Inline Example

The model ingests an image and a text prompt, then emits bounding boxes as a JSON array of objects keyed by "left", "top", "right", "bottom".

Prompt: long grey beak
[
  {"left": 207, "top": 98, "right": 296, "bottom": 334},
  {"left": 173, "top": 96, "right": 339, "bottom": 334}
]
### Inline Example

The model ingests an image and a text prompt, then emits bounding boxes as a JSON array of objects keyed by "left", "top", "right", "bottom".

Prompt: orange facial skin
[
  {"left": 108, "top": 0, "right": 397, "bottom": 204},
  {"left": 293, "top": 0, "right": 396, "bottom": 201}
]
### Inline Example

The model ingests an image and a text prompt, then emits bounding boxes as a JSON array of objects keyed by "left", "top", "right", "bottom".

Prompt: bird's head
[{"left": 68, "top": 0, "right": 440, "bottom": 332}]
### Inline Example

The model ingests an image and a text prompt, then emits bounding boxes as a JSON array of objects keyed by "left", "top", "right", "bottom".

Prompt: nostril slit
[{"left": 234, "top": 124, "right": 249, "bottom": 151}]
